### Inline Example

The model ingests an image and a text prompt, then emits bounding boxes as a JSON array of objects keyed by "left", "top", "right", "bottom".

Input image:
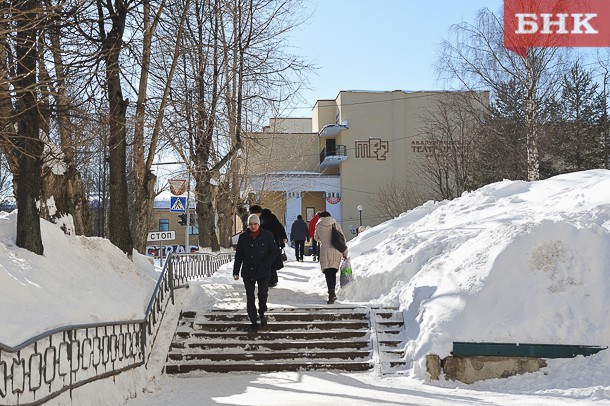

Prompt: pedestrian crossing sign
[{"left": 170, "top": 196, "right": 187, "bottom": 213}]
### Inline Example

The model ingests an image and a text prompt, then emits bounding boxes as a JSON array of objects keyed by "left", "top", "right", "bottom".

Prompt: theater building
[{"left": 242, "top": 90, "right": 488, "bottom": 241}]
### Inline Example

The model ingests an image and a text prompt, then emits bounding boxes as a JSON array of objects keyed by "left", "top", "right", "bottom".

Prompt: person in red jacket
[{"left": 308, "top": 211, "right": 320, "bottom": 261}]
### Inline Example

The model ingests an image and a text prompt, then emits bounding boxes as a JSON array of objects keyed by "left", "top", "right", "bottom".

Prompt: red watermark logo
[{"left": 504, "top": 0, "right": 610, "bottom": 56}]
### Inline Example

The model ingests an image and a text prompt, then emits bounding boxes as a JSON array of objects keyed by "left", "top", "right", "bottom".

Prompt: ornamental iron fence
[{"left": 0, "top": 252, "right": 234, "bottom": 406}]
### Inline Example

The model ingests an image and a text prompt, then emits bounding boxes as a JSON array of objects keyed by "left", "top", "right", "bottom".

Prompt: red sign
[
  {"left": 168, "top": 179, "right": 186, "bottom": 195},
  {"left": 504, "top": 0, "right": 610, "bottom": 57}
]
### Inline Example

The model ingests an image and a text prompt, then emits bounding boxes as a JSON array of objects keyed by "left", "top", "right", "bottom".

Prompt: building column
[{"left": 285, "top": 191, "right": 302, "bottom": 243}]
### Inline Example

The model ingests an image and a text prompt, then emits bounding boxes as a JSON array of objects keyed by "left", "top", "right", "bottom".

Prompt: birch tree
[{"left": 437, "top": 7, "right": 566, "bottom": 181}]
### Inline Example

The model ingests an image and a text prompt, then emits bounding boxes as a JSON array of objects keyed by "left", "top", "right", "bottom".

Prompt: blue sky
[{"left": 286, "top": 0, "right": 504, "bottom": 117}]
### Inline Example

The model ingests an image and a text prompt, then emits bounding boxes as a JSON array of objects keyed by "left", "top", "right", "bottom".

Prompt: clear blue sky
[{"left": 286, "top": 0, "right": 504, "bottom": 117}]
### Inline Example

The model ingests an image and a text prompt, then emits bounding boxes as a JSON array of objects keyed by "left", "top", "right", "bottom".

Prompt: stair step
[
  {"left": 168, "top": 306, "right": 405, "bottom": 374},
  {"left": 168, "top": 350, "right": 372, "bottom": 362},
  {"left": 377, "top": 321, "right": 404, "bottom": 327},
  {"left": 379, "top": 340, "right": 402, "bottom": 346},
  {"left": 165, "top": 360, "right": 373, "bottom": 374},
  {"left": 175, "top": 330, "right": 369, "bottom": 341},
  {"left": 182, "top": 312, "right": 369, "bottom": 323},
  {"left": 170, "top": 340, "right": 370, "bottom": 351},
  {"left": 188, "top": 321, "right": 369, "bottom": 331}
]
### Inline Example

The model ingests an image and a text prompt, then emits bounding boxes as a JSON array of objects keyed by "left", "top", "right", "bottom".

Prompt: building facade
[
  {"left": 243, "top": 90, "right": 488, "bottom": 241},
  {"left": 146, "top": 89, "right": 488, "bottom": 254}
]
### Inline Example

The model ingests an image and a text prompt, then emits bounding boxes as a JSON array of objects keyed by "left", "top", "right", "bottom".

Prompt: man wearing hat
[{"left": 233, "top": 213, "right": 279, "bottom": 333}]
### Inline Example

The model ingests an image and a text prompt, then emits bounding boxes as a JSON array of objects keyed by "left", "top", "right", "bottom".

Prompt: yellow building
[{"left": 243, "top": 90, "right": 488, "bottom": 241}]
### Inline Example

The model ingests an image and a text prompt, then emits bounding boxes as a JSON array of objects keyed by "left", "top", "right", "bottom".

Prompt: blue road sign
[{"left": 170, "top": 196, "right": 187, "bottom": 213}]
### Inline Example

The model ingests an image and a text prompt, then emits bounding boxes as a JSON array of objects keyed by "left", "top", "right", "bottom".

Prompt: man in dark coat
[
  {"left": 233, "top": 214, "right": 278, "bottom": 333},
  {"left": 290, "top": 214, "right": 309, "bottom": 261},
  {"left": 249, "top": 205, "right": 287, "bottom": 287}
]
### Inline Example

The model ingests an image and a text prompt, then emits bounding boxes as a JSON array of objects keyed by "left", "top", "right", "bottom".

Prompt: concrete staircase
[
  {"left": 371, "top": 308, "right": 407, "bottom": 374},
  {"left": 165, "top": 306, "right": 406, "bottom": 374}
]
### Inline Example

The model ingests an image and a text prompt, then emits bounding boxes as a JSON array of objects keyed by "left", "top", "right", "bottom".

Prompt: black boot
[
  {"left": 259, "top": 313, "right": 268, "bottom": 330},
  {"left": 246, "top": 323, "right": 258, "bottom": 334},
  {"left": 327, "top": 289, "right": 337, "bottom": 304}
]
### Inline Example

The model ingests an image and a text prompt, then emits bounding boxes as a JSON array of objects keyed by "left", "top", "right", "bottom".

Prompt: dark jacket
[
  {"left": 290, "top": 218, "right": 309, "bottom": 241},
  {"left": 260, "top": 209, "right": 287, "bottom": 270},
  {"left": 233, "top": 228, "right": 279, "bottom": 280}
]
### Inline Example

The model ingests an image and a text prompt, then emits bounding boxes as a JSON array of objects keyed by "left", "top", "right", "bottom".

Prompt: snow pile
[
  {"left": 2, "top": 169, "right": 610, "bottom": 404},
  {"left": 344, "top": 169, "right": 610, "bottom": 375},
  {"left": 0, "top": 212, "right": 158, "bottom": 347}
]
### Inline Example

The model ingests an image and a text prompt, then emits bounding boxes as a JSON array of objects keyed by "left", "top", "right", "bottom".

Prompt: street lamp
[{"left": 357, "top": 205, "right": 363, "bottom": 234}]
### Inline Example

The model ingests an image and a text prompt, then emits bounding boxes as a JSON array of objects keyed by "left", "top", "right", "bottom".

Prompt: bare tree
[
  {"left": 369, "top": 180, "right": 422, "bottom": 222},
  {"left": 417, "top": 92, "right": 486, "bottom": 200},
  {"left": 129, "top": 0, "right": 191, "bottom": 253},
  {"left": 93, "top": 0, "right": 134, "bottom": 255},
  {"left": 164, "top": 0, "right": 310, "bottom": 251},
  {"left": 437, "top": 7, "right": 567, "bottom": 181},
  {"left": 35, "top": 0, "right": 92, "bottom": 235},
  {"left": 10, "top": 0, "right": 45, "bottom": 254}
]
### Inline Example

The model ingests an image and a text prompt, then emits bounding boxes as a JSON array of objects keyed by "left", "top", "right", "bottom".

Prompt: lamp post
[{"left": 357, "top": 205, "right": 363, "bottom": 234}]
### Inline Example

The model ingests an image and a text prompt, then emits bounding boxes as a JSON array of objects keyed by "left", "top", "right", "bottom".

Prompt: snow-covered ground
[{"left": 2, "top": 169, "right": 610, "bottom": 405}]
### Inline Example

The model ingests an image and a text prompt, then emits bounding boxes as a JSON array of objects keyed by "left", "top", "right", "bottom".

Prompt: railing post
[
  {"left": 140, "top": 321, "right": 147, "bottom": 364},
  {"left": 169, "top": 255, "right": 175, "bottom": 305}
]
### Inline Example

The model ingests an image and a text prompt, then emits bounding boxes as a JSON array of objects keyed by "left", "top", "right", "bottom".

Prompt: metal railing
[
  {"left": 0, "top": 252, "right": 234, "bottom": 406},
  {"left": 319, "top": 145, "right": 347, "bottom": 164}
]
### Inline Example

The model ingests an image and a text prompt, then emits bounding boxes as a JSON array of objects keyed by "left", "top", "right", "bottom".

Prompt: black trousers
[
  {"left": 243, "top": 277, "right": 269, "bottom": 325},
  {"left": 323, "top": 268, "right": 338, "bottom": 291},
  {"left": 294, "top": 240, "right": 305, "bottom": 259},
  {"left": 311, "top": 239, "right": 319, "bottom": 257}
]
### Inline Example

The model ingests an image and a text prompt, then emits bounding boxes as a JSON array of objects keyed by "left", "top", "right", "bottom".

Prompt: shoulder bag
[{"left": 331, "top": 223, "right": 347, "bottom": 253}]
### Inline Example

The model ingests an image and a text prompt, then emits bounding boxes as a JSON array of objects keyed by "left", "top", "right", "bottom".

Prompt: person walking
[
  {"left": 249, "top": 205, "right": 287, "bottom": 287},
  {"left": 233, "top": 214, "right": 278, "bottom": 333},
  {"left": 290, "top": 214, "right": 309, "bottom": 261},
  {"left": 314, "top": 211, "right": 348, "bottom": 304},
  {"left": 308, "top": 211, "right": 320, "bottom": 261}
]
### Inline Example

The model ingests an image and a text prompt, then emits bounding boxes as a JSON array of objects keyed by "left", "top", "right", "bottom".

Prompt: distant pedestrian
[
  {"left": 249, "top": 205, "right": 287, "bottom": 287},
  {"left": 314, "top": 211, "right": 348, "bottom": 304},
  {"left": 233, "top": 214, "right": 278, "bottom": 333},
  {"left": 290, "top": 214, "right": 309, "bottom": 261},
  {"left": 308, "top": 211, "right": 320, "bottom": 261}
]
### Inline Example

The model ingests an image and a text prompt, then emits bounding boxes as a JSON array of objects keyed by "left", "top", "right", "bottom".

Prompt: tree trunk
[
  {"left": 525, "top": 50, "right": 540, "bottom": 181},
  {"left": 103, "top": 3, "right": 133, "bottom": 256},
  {"left": 35, "top": 11, "right": 91, "bottom": 235},
  {"left": 46, "top": 10, "right": 91, "bottom": 235},
  {"left": 196, "top": 171, "right": 220, "bottom": 251},
  {"left": 131, "top": 171, "right": 156, "bottom": 253},
  {"left": 15, "top": 0, "right": 44, "bottom": 255}
]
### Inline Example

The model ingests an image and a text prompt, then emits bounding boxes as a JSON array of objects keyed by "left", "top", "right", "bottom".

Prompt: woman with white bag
[{"left": 314, "top": 211, "right": 348, "bottom": 304}]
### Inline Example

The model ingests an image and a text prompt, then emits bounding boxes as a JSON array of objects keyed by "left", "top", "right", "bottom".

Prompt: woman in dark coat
[{"left": 233, "top": 214, "right": 279, "bottom": 333}]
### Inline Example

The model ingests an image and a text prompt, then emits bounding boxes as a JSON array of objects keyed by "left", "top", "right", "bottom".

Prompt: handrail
[
  {"left": 0, "top": 251, "right": 234, "bottom": 406},
  {"left": 0, "top": 319, "right": 146, "bottom": 353}
]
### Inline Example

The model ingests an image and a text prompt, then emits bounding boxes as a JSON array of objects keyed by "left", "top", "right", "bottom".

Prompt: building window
[{"left": 159, "top": 219, "right": 169, "bottom": 231}]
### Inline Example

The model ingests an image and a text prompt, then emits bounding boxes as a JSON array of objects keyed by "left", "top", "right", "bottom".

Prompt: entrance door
[{"left": 326, "top": 139, "right": 336, "bottom": 156}]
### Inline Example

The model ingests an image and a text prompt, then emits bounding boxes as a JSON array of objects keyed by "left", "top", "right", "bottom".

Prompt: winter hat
[{"left": 248, "top": 214, "right": 260, "bottom": 225}]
